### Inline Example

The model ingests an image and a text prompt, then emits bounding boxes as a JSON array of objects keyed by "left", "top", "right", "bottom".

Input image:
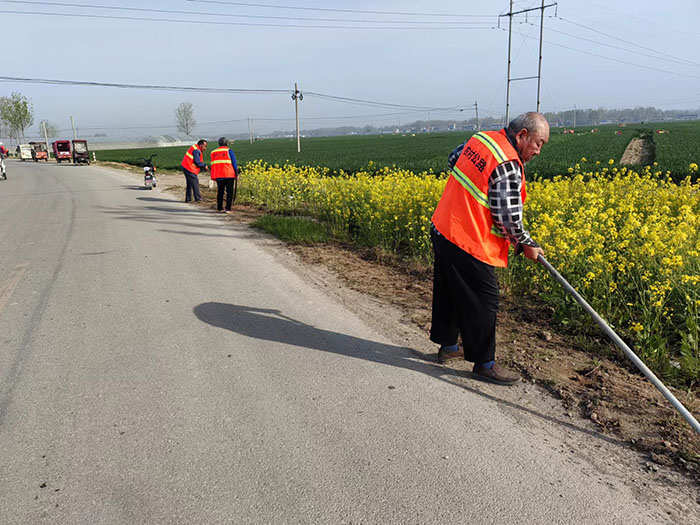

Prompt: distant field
[
  {"left": 96, "top": 121, "right": 700, "bottom": 179},
  {"left": 96, "top": 133, "right": 472, "bottom": 175},
  {"left": 650, "top": 121, "right": 700, "bottom": 178}
]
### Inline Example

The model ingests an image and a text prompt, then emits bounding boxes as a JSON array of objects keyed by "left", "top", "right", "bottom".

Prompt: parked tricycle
[
  {"left": 17, "top": 143, "right": 34, "bottom": 161},
  {"left": 72, "top": 139, "right": 89, "bottom": 165},
  {"left": 52, "top": 140, "right": 72, "bottom": 163},
  {"left": 29, "top": 142, "right": 49, "bottom": 161}
]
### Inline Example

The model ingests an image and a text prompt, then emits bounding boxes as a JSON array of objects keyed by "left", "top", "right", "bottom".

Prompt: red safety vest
[
  {"left": 431, "top": 129, "right": 525, "bottom": 268},
  {"left": 210, "top": 146, "right": 237, "bottom": 180},
  {"left": 181, "top": 144, "right": 203, "bottom": 174}
]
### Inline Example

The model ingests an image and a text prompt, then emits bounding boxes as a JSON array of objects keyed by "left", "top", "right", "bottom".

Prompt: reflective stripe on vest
[
  {"left": 181, "top": 144, "right": 201, "bottom": 174},
  {"left": 472, "top": 132, "right": 508, "bottom": 164},
  {"left": 210, "top": 146, "right": 236, "bottom": 180},
  {"left": 431, "top": 129, "right": 524, "bottom": 268}
]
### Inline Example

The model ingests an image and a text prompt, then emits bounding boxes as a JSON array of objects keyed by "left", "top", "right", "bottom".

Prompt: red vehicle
[
  {"left": 29, "top": 142, "right": 49, "bottom": 161},
  {"left": 52, "top": 140, "right": 72, "bottom": 163}
]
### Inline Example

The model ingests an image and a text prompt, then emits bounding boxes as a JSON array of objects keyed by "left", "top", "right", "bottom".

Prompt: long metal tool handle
[{"left": 537, "top": 254, "right": 700, "bottom": 435}]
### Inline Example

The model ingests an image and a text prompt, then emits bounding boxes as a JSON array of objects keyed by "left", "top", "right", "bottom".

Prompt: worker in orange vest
[
  {"left": 430, "top": 112, "right": 549, "bottom": 385},
  {"left": 209, "top": 137, "right": 239, "bottom": 213},
  {"left": 180, "top": 139, "right": 208, "bottom": 202}
]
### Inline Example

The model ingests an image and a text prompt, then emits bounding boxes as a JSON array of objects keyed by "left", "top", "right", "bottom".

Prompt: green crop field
[
  {"left": 650, "top": 121, "right": 700, "bottom": 179},
  {"left": 526, "top": 128, "right": 638, "bottom": 178},
  {"left": 96, "top": 121, "right": 700, "bottom": 179},
  {"left": 96, "top": 133, "right": 473, "bottom": 175}
]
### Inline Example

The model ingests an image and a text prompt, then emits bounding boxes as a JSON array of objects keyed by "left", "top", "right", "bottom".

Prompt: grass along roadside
[{"left": 252, "top": 215, "right": 330, "bottom": 244}]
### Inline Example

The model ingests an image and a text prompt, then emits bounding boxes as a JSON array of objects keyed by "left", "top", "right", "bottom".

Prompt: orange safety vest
[
  {"left": 431, "top": 129, "right": 526, "bottom": 268},
  {"left": 210, "top": 146, "right": 237, "bottom": 180},
  {"left": 181, "top": 144, "right": 203, "bottom": 174}
]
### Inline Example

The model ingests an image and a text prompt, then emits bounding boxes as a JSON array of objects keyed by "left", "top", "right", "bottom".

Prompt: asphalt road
[{"left": 0, "top": 160, "right": 685, "bottom": 524}]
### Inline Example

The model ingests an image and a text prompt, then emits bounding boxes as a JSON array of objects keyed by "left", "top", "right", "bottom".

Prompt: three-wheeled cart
[
  {"left": 52, "top": 140, "right": 72, "bottom": 163},
  {"left": 18, "top": 143, "right": 34, "bottom": 161},
  {"left": 72, "top": 140, "right": 90, "bottom": 165},
  {"left": 29, "top": 142, "right": 49, "bottom": 161}
]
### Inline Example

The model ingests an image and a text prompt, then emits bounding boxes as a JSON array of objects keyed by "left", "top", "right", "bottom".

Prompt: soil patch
[{"left": 620, "top": 136, "right": 655, "bottom": 165}]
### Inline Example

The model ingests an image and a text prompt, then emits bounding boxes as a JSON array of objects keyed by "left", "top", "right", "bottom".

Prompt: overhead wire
[
  {"left": 511, "top": 27, "right": 700, "bottom": 80},
  {"left": 0, "top": 0, "right": 498, "bottom": 25},
  {"left": 0, "top": 75, "right": 487, "bottom": 114},
  {"left": 302, "top": 92, "right": 444, "bottom": 111},
  {"left": 183, "top": 0, "right": 490, "bottom": 18},
  {"left": 555, "top": 16, "right": 700, "bottom": 68},
  {"left": 0, "top": 6, "right": 498, "bottom": 30},
  {"left": 538, "top": 18, "right": 700, "bottom": 69},
  {"left": 578, "top": 0, "right": 700, "bottom": 41},
  {"left": 0, "top": 75, "right": 290, "bottom": 94}
]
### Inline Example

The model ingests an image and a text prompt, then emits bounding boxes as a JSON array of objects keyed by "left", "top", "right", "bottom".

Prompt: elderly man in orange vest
[
  {"left": 430, "top": 112, "right": 548, "bottom": 385},
  {"left": 209, "top": 137, "right": 239, "bottom": 213},
  {"left": 180, "top": 139, "right": 208, "bottom": 202}
]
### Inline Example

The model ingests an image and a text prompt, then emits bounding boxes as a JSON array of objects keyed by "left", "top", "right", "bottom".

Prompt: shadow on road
[
  {"left": 136, "top": 196, "right": 179, "bottom": 202},
  {"left": 94, "top": 203, "right": 262, "bottom": 240},
  {"left": 193, "top": 302, "right": 625, "bottom": 446}
]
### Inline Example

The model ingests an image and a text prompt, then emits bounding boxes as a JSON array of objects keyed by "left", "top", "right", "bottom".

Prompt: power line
[
  {"left": 0, "top": 75, "right": 289, "bottom": 94},
  {"left": 303, "top": 92, "right": 437, "bottom": 111},
  {"left": 0, "top": 1, "right": 498, "bottom": 25},
  {"left": 578, "top": 0, "right": 700, "bottom": 40},
  {"left": 0, "top": 75, "right": 480, "bottom": 113},
  {"left": 517, "top": 19, "right": 699, "bottom": 70},
  {"left": 183, "top": 0, "right": 492, "bottom": 18},
  {"left": 512, "top": 28, "right": 700, "bottom": 80},
  {"left": 0, "top": 8, "right": 498, "bottom": 30},
  {"left": 551, "top": 17, "right": 700, "bottom": 69},
  {"left": 303, "top": 92, "right": 471, "bottom": 112}
]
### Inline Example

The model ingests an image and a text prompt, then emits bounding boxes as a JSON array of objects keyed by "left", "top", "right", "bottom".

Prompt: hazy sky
[{"left": 2, "top": 0, "right": 699, "bottom": 140}]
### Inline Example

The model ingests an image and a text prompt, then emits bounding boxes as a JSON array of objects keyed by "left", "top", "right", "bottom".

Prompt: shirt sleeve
[
  {"left": 448, "top": 142, "right": 466, "bottom": 171},
  {"left": 488, "top": 160, "right": 539, "bottom": 254},
  {"left": 193, "top": 149, "right": 206, "bottom": 168},
  {"left": 229, "top": 148, "right": 239, "bottom": 175}
]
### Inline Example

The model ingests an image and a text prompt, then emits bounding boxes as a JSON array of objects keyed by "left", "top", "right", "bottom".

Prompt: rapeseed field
[{"left": 240, "top": 159, "right": 700, "bottom": 386}]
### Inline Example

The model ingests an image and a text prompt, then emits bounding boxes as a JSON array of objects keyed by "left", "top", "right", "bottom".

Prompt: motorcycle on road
[{"left": 142, "top": 154, "right": 157, "bottom": 189}]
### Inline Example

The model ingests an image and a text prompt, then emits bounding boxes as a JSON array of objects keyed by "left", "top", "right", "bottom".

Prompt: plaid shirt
[{"left": 447, "top": 141, "right": 539, "bottom": 255}]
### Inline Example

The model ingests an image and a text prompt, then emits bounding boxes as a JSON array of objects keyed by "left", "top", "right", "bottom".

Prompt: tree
[
  {"left": 38, "top": 119, "right": 59, "bottom": 138},
  {"left": 0, "top": 92, "right": 34, "bottom": 143},
  {"left": 175, "top": 101, "right": 196, "bottom": 135}
]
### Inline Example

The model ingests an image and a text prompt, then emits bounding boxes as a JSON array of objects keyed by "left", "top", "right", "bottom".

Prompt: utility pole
[
  {"left": 573, "top": 104, "right": 577, "bottom": 130},
  {"left": 536, "top": 0, "right": 545, "bottom": 112},
  {"left": 504, "top": 0, "right": 513, "bottom": 125},
  {"left": 248, "top": 117, "right": 253, "bottom": 144},
  {"left": 500, "top": 2, "right": 557, "bottom": 123},
  {"left": 474, "top": 101, "right": 480, "bottom": 131},
  {"left": 427, "top": 111, "right": 431, "bottom": 134},
  {"left": 70, "top": 115, "right": 77, "bottom": 139},
  {"left": 292, "top": 82, "right": 303, "bottom": 153},
  {"left": 42, "top": 120, "right": 50, "bottom": 159}
]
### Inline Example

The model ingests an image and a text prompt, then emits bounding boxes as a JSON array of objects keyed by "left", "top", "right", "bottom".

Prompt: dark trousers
[
  {"left": 183, "top": 168, "right": 201, "bottom": 202},
  {"left": 216, "top": 178, "right": 235, "bottom": 211},
  {"left": 430, "top": 226, "right": 499, "bottom": 364}
]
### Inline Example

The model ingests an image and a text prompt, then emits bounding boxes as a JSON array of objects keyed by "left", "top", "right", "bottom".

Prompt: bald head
[{"left": 507, "top": 112, "right": 550, "bottom": 163}]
